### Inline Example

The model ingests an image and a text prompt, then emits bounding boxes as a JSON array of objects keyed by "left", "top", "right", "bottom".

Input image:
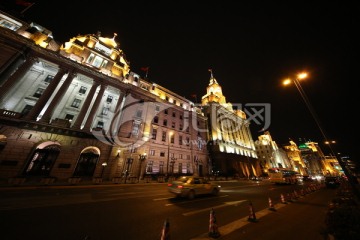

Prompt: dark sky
[{"left": 2, "top": 1, "right": 357, "bottom": 160}]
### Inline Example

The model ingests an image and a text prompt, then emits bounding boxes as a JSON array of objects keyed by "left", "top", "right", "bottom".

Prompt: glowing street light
[{"left": 282, "top": 72, "right": 327, "bottom": 140}]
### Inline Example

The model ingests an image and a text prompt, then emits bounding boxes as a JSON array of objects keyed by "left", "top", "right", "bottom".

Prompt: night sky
[{"left": 1, "top": 1, "right": 357, "bottom": 160}]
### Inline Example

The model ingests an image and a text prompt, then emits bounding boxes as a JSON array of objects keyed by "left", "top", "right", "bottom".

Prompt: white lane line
[
  {"left": 190, "top": 203, "right": 288, "bottom": 240},
  {"left": 165, "top": 195, "right": 229, "bottom": 206},
  {"left": 182, "top": 200, "right": 247, "bottom": 216}
]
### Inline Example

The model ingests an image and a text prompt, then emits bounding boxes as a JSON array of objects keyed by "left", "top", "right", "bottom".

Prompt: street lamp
[
  {"left": 283, "top": 73, "right": 360, "bottom": 200},
  {"left": 283, "top": 72, "right": 327, "bottom": 141},
  {"left": 124, "top": 157, "right": 133, "bottom": 184},
  {"left": 166, "top": 131, "right": 173, "bottom": 178},
  {"left": 138, "top": 152, "right": 147, "bottom": 180},
  {"left": 101, "top": 162, "right": 107, "bottom": 178}
]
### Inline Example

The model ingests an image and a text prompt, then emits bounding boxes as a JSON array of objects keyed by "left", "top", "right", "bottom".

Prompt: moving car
[
  {"left": 168, "top": 176, "right": 221, "bottom": 199},
  {"left": 325, "top": 176, "right": 341, "bottom": 188}
]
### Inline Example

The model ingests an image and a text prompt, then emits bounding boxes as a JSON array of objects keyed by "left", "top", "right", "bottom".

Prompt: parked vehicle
[{"left": 168, "top": 176, "right": 221, "bottom": 199}]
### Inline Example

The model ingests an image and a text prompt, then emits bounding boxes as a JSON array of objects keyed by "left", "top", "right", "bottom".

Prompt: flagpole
[{"left": 21, "top": 3, "right": 35, "bottom": 15}]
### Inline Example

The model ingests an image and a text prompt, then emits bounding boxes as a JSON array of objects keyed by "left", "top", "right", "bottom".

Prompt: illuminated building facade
[
  {"left": 282, "top": 140, "right": 307, "bottom": 176},
  {"left": 200, "top": 71, "right": 259, "bottom": 177},
  {"left": 0, "top": 10, "right": 209, "bottom": 183},
  {"left": 254, "top": 131, "right": 293, "bottom": 175}
]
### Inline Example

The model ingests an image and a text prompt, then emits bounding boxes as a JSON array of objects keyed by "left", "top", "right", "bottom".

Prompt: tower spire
[{"left": 208, "top": 68, "right": 214, "bottom": 79}]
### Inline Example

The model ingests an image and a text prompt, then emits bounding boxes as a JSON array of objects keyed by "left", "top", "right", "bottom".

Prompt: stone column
[
  {"left": 0, "top": 56, "right": 37, "bottom": 104},
  {"left": 39, "top": 70, "right": 76, "bottom": 123},
  {"left": 24, "top": 68, "right": 68, "bottom": 121},
  {"left": 109, "top": 91, "right": 126, "bottom": 135},
  {"left": 83, "top": 84, "right": 106, "bottom": 131},
  {"left": 72, "top": 81, "right": 100, "bottom": 129}
]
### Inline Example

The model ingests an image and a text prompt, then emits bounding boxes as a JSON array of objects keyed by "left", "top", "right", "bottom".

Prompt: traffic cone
[
  {"left": 248, "top": 201, "right": 257, "bottom": 222},
  {"left": 208, "top": 208, "right": 221, "bottom": 238},
  {"left": 268, "top": 197, "right": 276, "bottom": 211},
  {"left": 280, "top": 194, "right": 287, "bottom": 204},
  {"left": 160, "top": 218, "right": 170, "bottom": 240}
]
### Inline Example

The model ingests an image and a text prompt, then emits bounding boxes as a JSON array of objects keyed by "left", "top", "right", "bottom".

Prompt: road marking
[
  {"left": 190, "top": 203, "right": 288, "bottom": 239},
  {"left": 182, "top": 200, "right": 247, "bottom": 216},
  {"left": 165, "top": 195, "right": 229, "bottom": 206}
]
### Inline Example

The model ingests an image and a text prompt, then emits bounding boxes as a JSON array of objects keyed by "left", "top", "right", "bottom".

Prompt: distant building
[
  {"left": 282, "top": 140, "right": 307, "bottom": 176},
  {"left": 254, "top": 131, "right": 292, "bottom": 175}
]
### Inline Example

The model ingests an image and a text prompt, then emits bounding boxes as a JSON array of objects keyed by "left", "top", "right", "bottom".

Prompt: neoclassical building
[
  {"left": 200, "top": 71, "right": 260, "bottom": 178},
  {"left": 254, "top": 131, "right": 293, "bottom": 175},
  {"left": 0, "top": 10, "right": 209, "bottom": 183}
]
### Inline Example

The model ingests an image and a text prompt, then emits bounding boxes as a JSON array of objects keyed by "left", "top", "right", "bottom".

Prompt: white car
[{"left": 168, "top": 176, "right": 221, "bottom": 199}]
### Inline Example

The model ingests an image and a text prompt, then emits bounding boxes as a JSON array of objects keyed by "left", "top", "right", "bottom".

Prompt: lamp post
[
  {"left": 101, "top": 162, "right": 107, "bottom": 178},
  {"left": 283, "top": 73, "right": 360, "bottom": 200},
  {"left": 138, "top": 153, "right": 147, "bottom": 181},
  {"left": 124, "top": 157, "right": 133, "bottom": 184},
  {"left": 283, "top": 73, "right": 327, "bottom": 140},
  {"left": 166, "top": 131, "right": 173, "bottom": 179}
]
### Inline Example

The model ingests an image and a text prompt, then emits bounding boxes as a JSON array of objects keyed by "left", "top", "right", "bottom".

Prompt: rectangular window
[
  {"left": 86, "top": 53, "right": 95, "bottom": 64},
  {"left": 71, "top": 98, "right": 81, "bottom": 108},
  {"left": 155, "top": 105, "right": 160, "bottom": 112},
  {"left": 159, "top": 161, "right": 164, "bottom": 174},
  {"left": 186, "top": 137, "right": 190, "bottom": 146},
  {"left": 172, "top": 112, "right": 176, "bottom": 117},
  {"left": 164, "top": 109, "right": 168, "bottom": 114},
  {"left": 132, "top": 122, "right": 140, "bottom": 136},
  {"left": 146, "top": 161, "right": 153, "bottom": 173},
  {"left": 106, "top": 95, "right": 113, "bottom": 103},
  {"left": 153, "top": 116, "right": 159, "bottom": 124},
  {"left": 97, "top": 121, "right": 104, "bottom": 128},
  {"left": 44, "top": 75, "right": 54, "bottom": 83},
  {"left": 170, "top": 135, "right": 174, "bottom": 144},
  {"left": 163, "top": 119, "right": 167, "bottom": 126},
  {"left": 152, "top": 129, "right": 157, "bottom": 140},
  {"left": 186, "top": 163, "right": 191, "bottom": 174},
  {"left": 162, "top": 131, "right": 166, "bottom": 142},
  {"left": 171, "top": 122, "right": 175, "bottom": 128},
  {"left": 136, "top": 110, "right": 142, "bottom": 118},
  {"left": 179, "top": 136, "right": 183, "bottom": 145},
  {"left": 179, "top": 154, "right": 183, "bottom": 159},
  {"left": 160, "top": 152, "right": 165, "bottom": 157},
  {"left": 65, "top": 114, "right": 74, "bottom": 121},
  {"left": 149, "top": 150, "right": 155, "bottom": 156},
  {"left": 92, "top": 56, "right": 104, "bottom": 68},
  {"left": 79, "top": 86, "right": 87, "bottom": 94},
  {"left": 33, "top": 88, "right": 45, "bottom": 98},
  {"left": 100, "top": 60, "right": 108, "bottom": 68},
  {"left": 178, "top": 163, "right": 182, "bottom": 174},
  {"left": 179, "top": 124, "right": 183, "bottom": 131},
  {"left": 102, "top": 107, "right": 109, "bottom": 115}
]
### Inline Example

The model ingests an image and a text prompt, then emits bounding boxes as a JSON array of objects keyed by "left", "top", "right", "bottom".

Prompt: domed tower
[
  {"left": 60, "top": 32, "right": 130, "bottom": 79},
  {"left": 200, "top": 70, "right": 259, "bottom": 178}
]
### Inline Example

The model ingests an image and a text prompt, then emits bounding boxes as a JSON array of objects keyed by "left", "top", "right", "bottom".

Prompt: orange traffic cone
[
  {"left": 248, "top": 201, "right": 257, "bottom": 222},
  {"left": 208, "top": 208, "right": 221, "bottom": 238},
  {"left": 160, "top": 218, "right": 170, "bottom": 240},
  {"left": 280, "top": 193, "right": 287, "bottom": 204},
  {"left": 268, "top": 197, "right": 276, "bottom": 211}
]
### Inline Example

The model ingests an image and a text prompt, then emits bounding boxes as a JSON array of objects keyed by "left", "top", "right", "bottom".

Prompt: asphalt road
[{"left": 0, "top": 179, "right": 335, "bottom": 240}]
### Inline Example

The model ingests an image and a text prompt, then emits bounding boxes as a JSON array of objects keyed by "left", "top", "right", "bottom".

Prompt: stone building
[
  {"left": 0, "top": 10, "right": 209, "bottom": 183},
  {"left": 200, "top": 71, "right": 259, "bottom": 178}
]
